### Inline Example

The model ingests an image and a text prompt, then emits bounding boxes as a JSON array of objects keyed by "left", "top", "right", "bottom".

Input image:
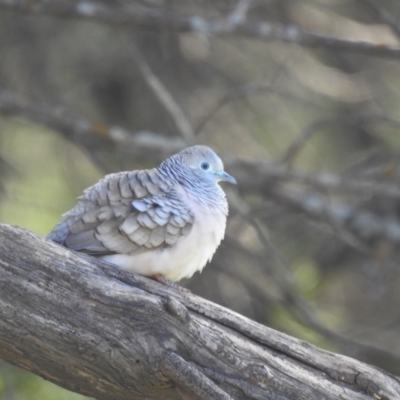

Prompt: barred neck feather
[{"left": 158, "top": 155, "right": 228, "bottom": 214}]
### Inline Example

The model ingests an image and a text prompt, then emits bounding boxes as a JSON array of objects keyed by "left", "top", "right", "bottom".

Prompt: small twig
[
  {"left": 230, "top": 193, "right": 340, "bottom": 343},
  {"left": 363, "top": 0, "right": 400, "bottom": 40},
  {"left": 121, "top": 36, "right": 195, "bottom": 143},
  {"left": 320, "top": 194, "right": 371, "bottom": 254},
  {"left": 281, "top": 118, "right": 342, "bottom": 165},
  {"left": 194, "top": 84, "right": 274, "bottom": 135},
  {"left": 0, "top": 152, "right": 16, "bottom": 193},
  {"left": 265, "top": 184, "right": 400, "bottom": 245},
  {"left": 229, "top": 0, "right": 253, "bottom": 24},
  {"left": 225, "top": 197, "right": 388, "bottom": 360},
  {"left": 194, "top": 83, "right": 324, "bottom": 135},
  {"left": 230, "top": 157, "right": 400, "bottom": 201},
  {"left": 0, "top": 90, "right": 185, "bottom": 162},
  {"left": 281, "top": 114, "right": 400, "bottom": 166},
  {"left": 195, "top": 47, "right": 299, "bottom": 136}
]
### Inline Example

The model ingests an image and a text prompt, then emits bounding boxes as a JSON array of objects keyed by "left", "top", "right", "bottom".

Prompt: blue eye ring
[{"left": 201, "top": 162, "right": 210, "bottom": 170}]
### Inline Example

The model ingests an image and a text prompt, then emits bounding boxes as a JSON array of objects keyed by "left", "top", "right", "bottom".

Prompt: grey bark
[{"left": 0, "top": 223, "right": 399, "bottom": 400}]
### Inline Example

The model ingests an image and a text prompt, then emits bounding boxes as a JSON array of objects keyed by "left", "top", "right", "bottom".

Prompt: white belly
[{"left": 101, "top": 206, "right": 227, "bottom": 282}]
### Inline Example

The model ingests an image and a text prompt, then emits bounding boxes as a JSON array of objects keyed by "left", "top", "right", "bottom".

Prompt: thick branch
[
  {"left": 0, "top": 0, "right": 399, "bottom": 58},
  {"left": 0, "top": 224, "right": 399, "bottom": 399}
]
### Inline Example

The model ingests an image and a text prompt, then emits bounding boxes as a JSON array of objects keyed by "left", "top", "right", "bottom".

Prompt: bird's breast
[{"left": 102, "top": 185, "right": 228, "bottom": 282}]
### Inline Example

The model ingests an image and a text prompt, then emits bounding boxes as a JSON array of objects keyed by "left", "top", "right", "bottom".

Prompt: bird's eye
[{"left": 201, "top": 162, "right": 210, "bottom": 170}]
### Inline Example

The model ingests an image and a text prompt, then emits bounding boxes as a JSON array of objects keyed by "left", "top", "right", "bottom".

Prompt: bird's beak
[{"left": 214, "top": 170, "right": 237, "bottom": 184}]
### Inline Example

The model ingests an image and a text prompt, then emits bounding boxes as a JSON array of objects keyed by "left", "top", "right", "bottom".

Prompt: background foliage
[{"left": 1, "top": 0, "right": 400, "bottom": 397}]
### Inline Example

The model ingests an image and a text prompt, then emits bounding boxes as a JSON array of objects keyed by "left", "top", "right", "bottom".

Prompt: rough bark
[{"left": 0, "top": 223, "right": 399, "bottom": 400}]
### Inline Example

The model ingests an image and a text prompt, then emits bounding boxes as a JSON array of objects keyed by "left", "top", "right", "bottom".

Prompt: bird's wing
[{"left": 47, "top": 169, "right": 194, "bottom": 255}]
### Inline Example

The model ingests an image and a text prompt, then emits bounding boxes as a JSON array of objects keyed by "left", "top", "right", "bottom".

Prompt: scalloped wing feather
[{"left": 46, "top": 169, "right": 194, "bottom": 256}]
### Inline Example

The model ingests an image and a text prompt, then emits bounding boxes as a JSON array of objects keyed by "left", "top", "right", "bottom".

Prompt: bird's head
[{"left": 177, "top": 145, "right": 236, "bottom": 186}]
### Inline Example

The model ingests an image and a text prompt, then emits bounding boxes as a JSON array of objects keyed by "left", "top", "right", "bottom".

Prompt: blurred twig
[
  {"left": 0, "top": 90, "right": 185, "bottom": 163},
  {"left": 195, "top": 84, "right": 275, "bottom": 135},
  {"left": 121, "top": 36, "right": 195, "bottom": 143},
  {"left": 0, "top": 152, "right": 15, "bottom": 194},
  {"left": 282, "top": 114, "right": 400, "bottom": 166},
  {"left": 3, "top": 89, "right": 400, "bottom": 247},
  {"left": 281, "top": 117, "right": 344, "bottom": 165},
  {"left": 363, "top": 0, "right": 400, "bottom": 40},
  {"left": 226, "top": 195, "right": 400, "bottom": 368},
  {"left": 229, "top": 192, "right": 359, "bottom": 346},
  {"left": 229, "top": 0, "right": 253, "bottom": 23},
  {"left": 195, "top": 83, "right": 325, "bottom": 135},
  {"left": 264, "top": 184, "right": 400, "bottom": 245},
  {"left": 230, "top": 158, "right": 400, "bottom": 201},
  {"left": 0, "top": 0, "right": 400, "bottom": 58}
]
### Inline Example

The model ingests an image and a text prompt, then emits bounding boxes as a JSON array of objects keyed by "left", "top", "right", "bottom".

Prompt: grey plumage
[
  {"left": 47, "top": 145, "right": 236, "bottom": 282},
  {"left": 47, "top": 168, "right": 193, "bottom": 254}
]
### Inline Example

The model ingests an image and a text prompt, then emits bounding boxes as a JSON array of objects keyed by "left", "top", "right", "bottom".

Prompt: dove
[{"left": 47, "top": 145, "right": 236, "bottom": 287}]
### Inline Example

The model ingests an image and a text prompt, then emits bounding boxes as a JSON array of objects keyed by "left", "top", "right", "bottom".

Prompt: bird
[{"left": 47, "top": 145, "right": 236, "bottom": 288}]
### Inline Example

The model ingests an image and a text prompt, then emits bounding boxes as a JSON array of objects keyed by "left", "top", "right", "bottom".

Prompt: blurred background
[{"left": 1, "top": 0, "right": 400, "bottom": 398}]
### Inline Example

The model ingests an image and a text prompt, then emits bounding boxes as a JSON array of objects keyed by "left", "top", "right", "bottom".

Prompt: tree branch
[
  {"left": 0, "top": 90, "right": 185, "bottom": 163},
  {"left": 3, "top": 89, "right": 400, "bottom": 250},
  {"left": 0, "top": 0, "right": 399, "bottom": 58},
  {"left": 0, "top": 223, "right": 399, "bottom": 399},
  {"left": 121, "top": 38, "right": 195, "bottom": 143},
  {"left": 363, "top": 0, "right": 400, "bottom": 40}
]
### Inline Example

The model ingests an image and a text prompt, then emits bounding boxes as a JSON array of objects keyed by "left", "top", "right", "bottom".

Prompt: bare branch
[
  {"left": 228, "top": 199, "right": 384, "bottom": 358},
  {"left": 194, "top": 83, "right": 325, "bottom": 136},
  {"left": 229, "top": 158, "right": 400, "bottom": 201},
  {"left": 121, "top": 37, "right": 195, "bottom": 143},
  {"left": 229, "top": 0, "right": 253, "bottom": 24},
  {"left": 281, "top": 118, "right": 342, "bottom": 165},
  {"left": 194, "top": 84, "right": 278, "bottom": 135},
  {"left": 3, "top": 89, "right": 400, "bottom": 249},
  {"left": 2, "top": 89, "right": 400, "bottom": 249},
  {"left": 0, "top": 0, "right": 400, "bottom": 58},
  {"left": 264, "top": 184, "right": 400, "bottom": 245},
  {"left": 363, "top": 0, "right": 400, "bottom": 39},
  {"left": 0, "top": 90, "right": 185, "bottom": 162},
  {"left": 281, "top": 114, "right": 400, "bottom": 166},
  {"left": 1, "top": 223, "right": 400, "bottom": 399}
]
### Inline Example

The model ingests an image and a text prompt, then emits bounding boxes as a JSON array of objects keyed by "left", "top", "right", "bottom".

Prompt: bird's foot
[{"left": 151, "top": 274, "right": 190, "bottom": 293}]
